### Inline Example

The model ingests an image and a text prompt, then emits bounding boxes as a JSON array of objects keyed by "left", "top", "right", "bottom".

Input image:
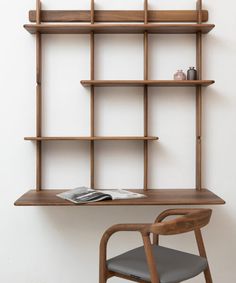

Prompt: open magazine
[{"left": 57, "top": 187, "right": 146, "bottom": 204}]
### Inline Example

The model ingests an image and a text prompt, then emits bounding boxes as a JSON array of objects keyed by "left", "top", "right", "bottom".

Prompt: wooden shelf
[
  {"left": 19, "top": 3, "right": 224, "bottom": 208},
  {"left": 24, "top": 23, "right": 215, "bottom": 34},
  {"left": 14, "top": 189, "right": 225, "bottom": 206},
  {"left": 24, "top": 136, "right": 159, "bottom": 141},
  {"left": 81, "top": 80, "right": 215, "bottom": 87}
]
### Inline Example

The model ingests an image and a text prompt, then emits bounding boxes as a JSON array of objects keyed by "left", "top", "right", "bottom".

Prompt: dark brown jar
[{"left": 187, "top": 67, "right": 197, "bottom": 80}]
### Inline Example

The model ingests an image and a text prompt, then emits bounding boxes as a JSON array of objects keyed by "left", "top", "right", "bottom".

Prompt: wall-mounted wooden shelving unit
[{"left": 15, "top": 0, "right": 225, "bottom": 206}]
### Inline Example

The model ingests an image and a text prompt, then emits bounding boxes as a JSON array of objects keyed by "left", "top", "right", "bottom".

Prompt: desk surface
[{"left": 15, "top": 189, "right": 225, "bottom": 206}]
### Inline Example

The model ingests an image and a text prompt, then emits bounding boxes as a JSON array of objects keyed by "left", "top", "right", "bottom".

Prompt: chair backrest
[{"left": 150, "top": 209, "right": 212, "bottom": 235}]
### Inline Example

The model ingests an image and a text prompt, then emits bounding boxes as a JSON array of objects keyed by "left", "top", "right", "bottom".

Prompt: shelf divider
[
  {"left": 36, "top": 0, "right": 42, "bottom": 192},
  {"left": 90, "top": 0, "right": 95, "bottom": 189},
  {"left": 196, "top": 0, "right": 203, "bottom": 190},
  {"left": 143, "top": 0, "right": 149, "bottom": 190}
]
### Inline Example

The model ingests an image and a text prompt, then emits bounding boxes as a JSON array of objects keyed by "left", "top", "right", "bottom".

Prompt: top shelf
[{"left": 24, "top": 23, "right": 215, "bottom": 35}]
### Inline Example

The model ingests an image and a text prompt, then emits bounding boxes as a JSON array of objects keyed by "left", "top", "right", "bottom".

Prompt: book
[{"left": 56, "top": 187, "right": 146, "bottom": 204}]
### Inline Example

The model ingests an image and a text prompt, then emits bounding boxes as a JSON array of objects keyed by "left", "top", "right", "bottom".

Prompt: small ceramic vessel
[{"left": 174, "top": 70, "right": 186, "bottom": 80}]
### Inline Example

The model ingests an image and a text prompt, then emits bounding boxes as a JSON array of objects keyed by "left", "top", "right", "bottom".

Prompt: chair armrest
[
  {"left": 100, "top": 223, "right": 152, "bottom": 253},
  {"left": 99, "top": 223, "right": 152, "bottom": 280},
  {"left": 104, "top": 223, "right": 152, "bottom": 237}
]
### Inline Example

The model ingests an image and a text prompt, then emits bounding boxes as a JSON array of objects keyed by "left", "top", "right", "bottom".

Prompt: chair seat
[{"left": 107, "top": 245, "right": 208, "bottom": 283}]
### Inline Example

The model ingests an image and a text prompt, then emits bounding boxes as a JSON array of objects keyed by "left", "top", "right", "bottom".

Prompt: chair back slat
[{"left": 151, "top": 209, "right": 212, "bottom": 235}]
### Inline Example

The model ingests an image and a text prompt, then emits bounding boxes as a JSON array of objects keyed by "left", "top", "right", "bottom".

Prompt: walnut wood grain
[
  {"left": 81, "top": 80, "right": 215, "bottom": 87},
  {"left": 29, "top": 10, "right": 208, "bottom": 23},
  {"left": 24, "top": 23, "right": 215, "bottom": 34},
  {"left": 14, "top": 189, "right": 225, "bottom": 206}
]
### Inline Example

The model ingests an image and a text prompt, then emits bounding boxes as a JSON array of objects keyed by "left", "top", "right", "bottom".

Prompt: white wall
[{"left": 0, "top": 0, "right": 235, "bottom": 282}]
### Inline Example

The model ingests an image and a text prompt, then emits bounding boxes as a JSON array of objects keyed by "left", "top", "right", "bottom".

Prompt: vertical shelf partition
[
  {"left": 143, "top": 0, "right": 149, "bottom": 190},
  {"left": 196, "top": 0, "right": 203, "bottom": 190},
  {"left": 14, "top": 0, "right": 225, "bottom": 206},
  {"left": 90, "top": 0, "right": 95, "bottom": 189},
  {"left": 36, "top": 0, "right": 42, "bottom": 191}
]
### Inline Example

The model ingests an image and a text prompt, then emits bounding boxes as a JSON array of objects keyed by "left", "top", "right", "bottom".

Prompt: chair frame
[{"left": 99, "top": 208, "right": 213, "bottom": 283}]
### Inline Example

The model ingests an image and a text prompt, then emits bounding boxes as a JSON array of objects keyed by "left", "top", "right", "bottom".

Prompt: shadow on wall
[{"left": 37, "top": 204, "right": 234, "bottom": 245}]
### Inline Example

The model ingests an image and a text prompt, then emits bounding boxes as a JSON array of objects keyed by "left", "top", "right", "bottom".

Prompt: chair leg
[
  {"left": 194, "top": 229, "right": 213, "bottom": 283},
  {"left": 99, "top": 236, "right": 108, "bottom": 283},
  {"left": 99, "top": 274, "right": 107, "bottom": 283},
  {"left": 99, "top": 260, "right": 107, "bottom": 283},
  {"left": 142, "top": 235, "right": 160, "bottom": 283},
  {"left": 204, "top": 266, "right": 213, "bottom": 283},
  {"left": 99, "top": 268, "right": 107, "bottom": 283}
]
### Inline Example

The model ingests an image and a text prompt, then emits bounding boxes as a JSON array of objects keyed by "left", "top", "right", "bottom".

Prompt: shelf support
[
  {"left": 90, "top": 0, "right": 95, "bottom": 189},
  {"left": 143, "top": 0, "right": 149, "bottom": 190},
  {"left": 196, "top": 0, "right": 202, "bottom": 190},
  {"left": 36, "top": 0, "right": 42, "bottom": 191}
]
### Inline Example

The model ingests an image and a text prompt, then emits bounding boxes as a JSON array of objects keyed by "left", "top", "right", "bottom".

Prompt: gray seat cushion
[{"left": 107, "top": 245, "right": 207, "bottom": 283}]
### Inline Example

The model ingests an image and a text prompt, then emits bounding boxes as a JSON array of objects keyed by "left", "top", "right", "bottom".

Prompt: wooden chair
[{"left": 99, "top": 209, "right": 213, "bottom": 283}]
